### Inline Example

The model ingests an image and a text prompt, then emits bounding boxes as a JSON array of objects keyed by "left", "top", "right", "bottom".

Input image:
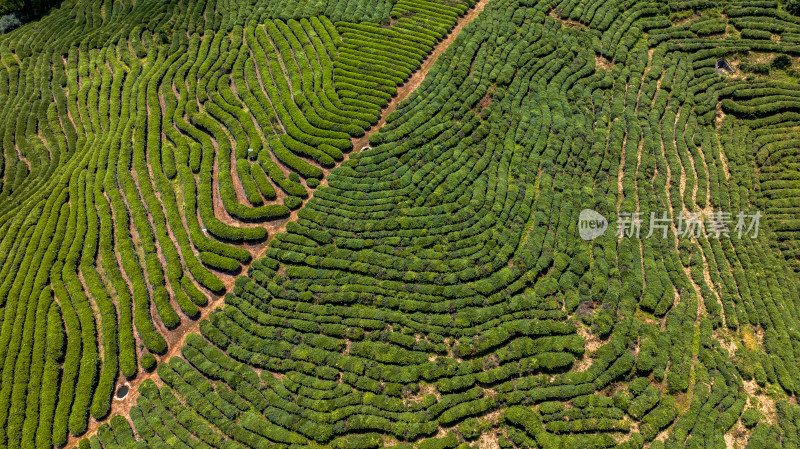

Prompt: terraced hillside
[
  {"left": 3, "top": 0, "right": 800, "bottom": 447},
  {"left": 0, "top": 0, "right": 474, "bottom": 446}
]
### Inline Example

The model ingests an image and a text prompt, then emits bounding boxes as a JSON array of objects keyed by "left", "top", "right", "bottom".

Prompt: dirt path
[
  {"left": 70, "top": 2, "right": 489, "bottom": 445},
  {"left": 351, "top": 0, "right": 487, "bottom": 151}
]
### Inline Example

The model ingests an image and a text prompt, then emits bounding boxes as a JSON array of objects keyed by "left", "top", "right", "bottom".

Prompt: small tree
[
  {"left": 0, "top": 13, "right": 21, "bottom": 34},
  {"left": 772, "top": 54, "right": 792, "bottom": 69},
  {"left": 787, "top": 0, "right": 800, "bottom": 15}
]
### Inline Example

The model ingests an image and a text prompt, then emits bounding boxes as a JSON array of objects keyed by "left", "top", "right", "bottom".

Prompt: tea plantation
[{"left": 2, "top": 0, "right": 800, "bottom": 447}]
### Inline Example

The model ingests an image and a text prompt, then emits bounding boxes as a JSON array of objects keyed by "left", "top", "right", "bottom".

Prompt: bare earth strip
[
  {"left": 351, "top": 0, "right": 487, "bottom": 152},
  {"left": 70, "top": 1, "right": 489, "bottom": 445}
]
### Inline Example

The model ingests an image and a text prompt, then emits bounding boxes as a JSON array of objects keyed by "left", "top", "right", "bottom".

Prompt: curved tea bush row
[
  {"left": 78, "top": 0, "right": 800, "bottom": 447},
  {"left": 332, "top": 0, "right": 472, "bottom": 111},
  {"left": 1, "top": 0, "right": 800, "bottom": 447},
  {"left": 69, "top": 0, "right": 800, "bottom": 448},
  {"left": 0, "top": 0, "right": 479, "bottom": 444}
]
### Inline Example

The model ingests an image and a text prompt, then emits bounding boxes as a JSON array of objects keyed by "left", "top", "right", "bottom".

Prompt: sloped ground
[
  {"left": 3, "top": 0, "right": 800, "bottom": 448},
  {"left": 0, "top": 0, "right": 475, "bottom": 446}
]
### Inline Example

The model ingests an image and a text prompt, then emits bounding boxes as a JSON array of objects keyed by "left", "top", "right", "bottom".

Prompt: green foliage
[
  {"left": 785, "top": 0, "right": 800, "bottom": 16},
  {"left": 0, "top": 0, "right": 57, "bottom": 16},
  {"left": 140, "top": 353, "right": 157, "bottom": 372},
  {"left": 742, "top": 408, "right": 763, "bottom": 428},
  {"left": 284, "top": 196, "right": 303, "bottom": 210},
  {"left": 0, "top": 12, "right": 20, "bottom": 33},
  {"left": 458, "top": 417, "right": 481, "bottom": 440},
  {"left": 772, "top": 55, "right": 792, "bottom": 69},
  {"left": 5, "top": 0, "right": 800, "bottom": 448}
]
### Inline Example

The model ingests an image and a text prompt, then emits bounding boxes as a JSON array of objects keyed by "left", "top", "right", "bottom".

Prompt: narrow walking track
[{"left": 71, "top": 0, "right": 489, "bottom": 444}]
